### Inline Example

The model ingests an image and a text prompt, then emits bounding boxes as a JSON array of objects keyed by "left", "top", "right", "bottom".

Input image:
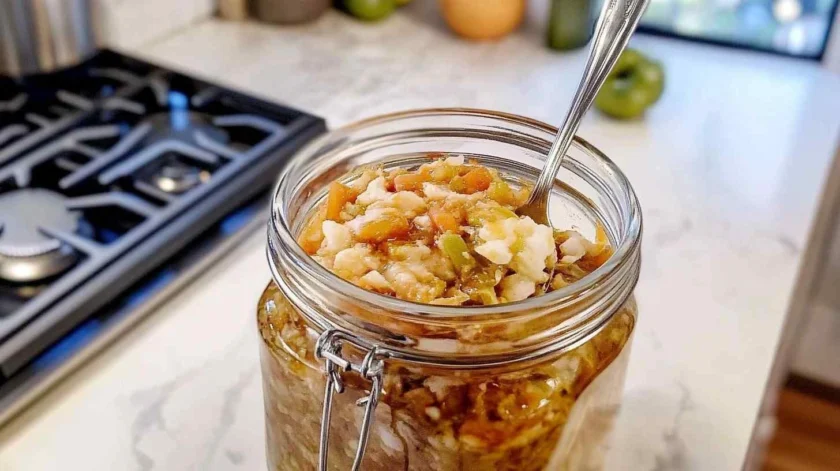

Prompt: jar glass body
[{"left": 258, "top": 109, "right": 642, "bottom": 470}]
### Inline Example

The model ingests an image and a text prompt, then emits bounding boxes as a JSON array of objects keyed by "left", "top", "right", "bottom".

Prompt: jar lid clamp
[{"left": 315, "top": 329, "right": 387, "bottom": 471}]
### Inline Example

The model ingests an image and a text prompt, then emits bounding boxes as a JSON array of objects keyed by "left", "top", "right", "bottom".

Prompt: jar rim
[{"left": 268, "top": 108, "right": 642, "bottom": 323}]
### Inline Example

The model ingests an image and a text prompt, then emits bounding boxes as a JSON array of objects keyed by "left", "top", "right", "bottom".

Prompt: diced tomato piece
[
  {"left": 298, "top": 207, "right": 326, "bottom": 254},
  {"left": 325, "top": 182, "right": 358, "bottom": 221},
  {"left": 429, "top": 206, "right": 461, "bottom": 234},
  {"left": 356, "top": 214, "right": 410, "bottom": 243},
  {"left": 384, "top": 169, "right": 406, "bottom": 192},
  {"left": 462, "top": 167, "right": 492, "bottom": 193},
  {"left": 393, "top": 173, "right": 428, "bottom": 192}
]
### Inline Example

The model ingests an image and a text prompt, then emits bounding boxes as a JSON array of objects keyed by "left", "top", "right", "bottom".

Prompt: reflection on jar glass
[{"left": 258, "top": 109, "right": 642, "bottom": 470}]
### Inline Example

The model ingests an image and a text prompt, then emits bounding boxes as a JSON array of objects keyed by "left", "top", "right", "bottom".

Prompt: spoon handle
[{"left": 524, "top": 0, "right": 651, "bottom": 213}]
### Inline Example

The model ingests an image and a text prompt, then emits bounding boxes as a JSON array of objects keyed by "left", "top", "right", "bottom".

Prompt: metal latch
[{"left": 315, "top": 329, "right": 386, "bottom": 471}]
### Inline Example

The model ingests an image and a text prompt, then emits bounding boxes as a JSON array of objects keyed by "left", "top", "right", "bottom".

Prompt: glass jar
[{"left": 258, "top": 109, "right": 642, "bottom": 471}]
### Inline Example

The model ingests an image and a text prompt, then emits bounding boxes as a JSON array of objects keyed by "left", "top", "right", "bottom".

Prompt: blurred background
[
  {"left": 1, "top": 1, "right": 839, "bottom": 470},
  {"left": 640, "top": 0, "right": 839, "bottom": 58}
]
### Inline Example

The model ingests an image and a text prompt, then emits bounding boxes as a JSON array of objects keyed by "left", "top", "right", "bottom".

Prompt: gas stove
[{"left": 0, "top": 51, "right": 325, "bottom": 422}]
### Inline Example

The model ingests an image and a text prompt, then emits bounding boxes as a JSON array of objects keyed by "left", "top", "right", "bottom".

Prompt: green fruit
[
  {"left": 595, "top": 49, "right": 665, "bottom": 120},
  {"left": 344, "top": 0, "right": 396, "bottom": 21}
]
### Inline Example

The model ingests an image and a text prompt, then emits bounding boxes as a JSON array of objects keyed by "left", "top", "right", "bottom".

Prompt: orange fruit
[{"left": 439, "top": 0, "right": 526, "bottom": 41}]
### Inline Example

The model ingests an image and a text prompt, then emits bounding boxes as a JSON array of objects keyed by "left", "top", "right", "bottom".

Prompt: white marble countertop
[{"left": 3, "top": 7, "right": 840, "bottom": 471}]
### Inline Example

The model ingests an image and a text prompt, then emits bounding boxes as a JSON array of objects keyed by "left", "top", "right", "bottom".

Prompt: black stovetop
[{"left": 0, "top": 51, "right": 325, "bottom": 408}]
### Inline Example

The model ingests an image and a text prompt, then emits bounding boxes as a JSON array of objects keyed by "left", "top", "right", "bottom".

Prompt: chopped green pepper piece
[
  {"left": 487, "top": 180, "right": 513, "bottom": 204},
  {"left": 439, "top": 233, "right": 476, "bottom": 272}
]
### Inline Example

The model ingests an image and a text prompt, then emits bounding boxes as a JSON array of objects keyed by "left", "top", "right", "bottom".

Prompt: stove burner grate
[{"left": 0, "top": 49, "right": 325, "bottom": 387}]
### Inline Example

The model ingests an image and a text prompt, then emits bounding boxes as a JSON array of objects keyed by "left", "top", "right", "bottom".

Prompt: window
[{"left": 639, "top": 0, "right": 840, "bottom": 58}]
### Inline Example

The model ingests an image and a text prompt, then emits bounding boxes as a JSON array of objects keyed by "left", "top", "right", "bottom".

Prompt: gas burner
[
  {"left": 149, "top": 161, "right": 211, "bottom": 194},
  {"left": 0, "top": 189, "right": 82, "bottom": 283},
  {"left": 0, "top": 280, "right": 44, "bottom": 303},
  {"left": 141, "top": 111, "right": 230, "bottom": 146}
]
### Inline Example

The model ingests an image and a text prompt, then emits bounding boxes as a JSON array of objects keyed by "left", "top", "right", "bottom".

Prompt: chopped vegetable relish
[{"left": 299, "top": 155, "right": 612, "bottom": 305}]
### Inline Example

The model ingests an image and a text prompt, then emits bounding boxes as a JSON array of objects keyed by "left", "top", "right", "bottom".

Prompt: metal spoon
[{"left": 517, "top": 0, "right": 651, "bottom": 225}]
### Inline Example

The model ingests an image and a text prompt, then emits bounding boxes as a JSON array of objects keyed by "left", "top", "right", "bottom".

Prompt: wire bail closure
[{"left": 315, "top": 329, "right": 386, "bottom": 471}]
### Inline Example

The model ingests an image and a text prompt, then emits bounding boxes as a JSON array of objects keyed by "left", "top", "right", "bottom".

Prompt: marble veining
[
  {"left": 130, "top": 375, "right": 188, "bottom": 470},
  {"left": 652, "top": 383, "right": 693, "bottom": 471},
  {"left": 2, "top": 5, "right": 840, "bottom": 470},
  {"left": 200, "top": 367, "right": 258, "bottom": 470}
]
